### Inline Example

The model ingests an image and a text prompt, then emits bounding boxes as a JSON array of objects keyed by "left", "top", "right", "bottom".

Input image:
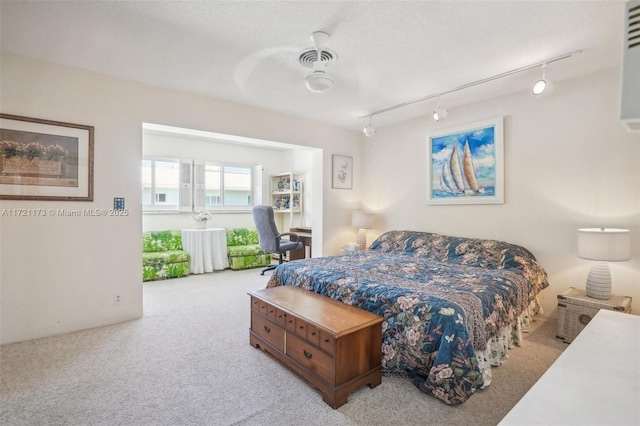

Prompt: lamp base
[
  {"left": 355, "top": 229, "right": 367, "bottom": 251},
  {"left": 585, "top": 261, "right": 612, "bottom": 300}
]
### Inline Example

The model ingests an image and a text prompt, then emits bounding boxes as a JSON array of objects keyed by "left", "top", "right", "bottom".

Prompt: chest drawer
[
  {"left": 319, "top": 330, "right": 335, "bottom": 354},
  {"left": 295, "top": 317, "right": 308, "bottom": 339},
  {"left": 274, "top": 308, "right": 286, "bottom": 327},
  {"left": 307, "top": 324, "right": 320, "bottom": 347},
  {"left": 249, "top": 286, "right": 383, "bottom": 409},
  {"left": 251, "top": 311, "right": 285, "bottom": 352},
  {"left": 287, "top": 333, "right": 335, "bottom": 384}
]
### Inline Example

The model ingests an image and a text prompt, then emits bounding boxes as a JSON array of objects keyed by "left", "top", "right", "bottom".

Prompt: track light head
[
  {"left": 532, "top": 63, "right": 554, "bottom": 96},
  {"left": 363, "top": 116, "right": 376, "bottom": 137},
  {"left": 432, "top": 96, "right": 448, "bottom": 121},
  {"left": 432, "top": 108, "right": 449, "bottom": 121},
  {"left": 532, "top": 79, "right": 554, "bottom": 95}
]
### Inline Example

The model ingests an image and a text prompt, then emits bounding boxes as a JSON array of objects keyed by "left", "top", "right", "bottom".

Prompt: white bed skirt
[{"left": 477, "top": 296, "right": 544, "bottom": 388}]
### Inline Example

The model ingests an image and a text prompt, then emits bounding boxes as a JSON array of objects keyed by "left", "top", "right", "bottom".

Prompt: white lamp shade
[
  {"left": 577, "top": 228, "right": 631, "bottom": 262},
  {"left": 351, "top": 211, "right": 374, "bottom": 230}
]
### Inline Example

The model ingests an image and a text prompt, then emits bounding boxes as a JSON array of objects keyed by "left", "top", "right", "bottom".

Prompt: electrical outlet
[{"left": 113, "top": 293, "right": 122, "bottom": 305}]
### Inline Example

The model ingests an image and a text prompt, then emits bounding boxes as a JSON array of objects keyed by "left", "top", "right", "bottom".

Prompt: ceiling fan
[
  {"left": 234, "top": 31, "right": 338, "bottom": 93},
  {"left": 301, "top": 31, "right": 337, "bottom": 93}
]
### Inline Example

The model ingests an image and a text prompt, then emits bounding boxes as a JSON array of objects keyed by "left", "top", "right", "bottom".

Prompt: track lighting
[
  {"left": 358, "top": 50, "right": 579, "bottom": 125},
  {"left": 432, "top": 96, "right": 448, "bottom": 121},
  {"left": 363, "top": 116, "right": 376, "bottom": 137},
  {"left": 532, "top": 63, "right": 554, "bottom": 96}
]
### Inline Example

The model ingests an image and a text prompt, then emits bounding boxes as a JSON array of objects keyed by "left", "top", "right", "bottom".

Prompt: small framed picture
[{"left": 332, "top": 154, "right": 353, "bottom": 189}]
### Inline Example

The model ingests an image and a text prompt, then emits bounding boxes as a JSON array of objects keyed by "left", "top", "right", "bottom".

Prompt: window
[
  {"left": 204, "top": 163, "right": 253, "bottom": 209},
  {"left": 142, "top": 158, "right": 182, "bottom": 211},
  {"left": 204, "top": 164, "right": 221, "bottom": 207},
  {"left": 143, "top": 157, "right": 261, "bottom": 212}
]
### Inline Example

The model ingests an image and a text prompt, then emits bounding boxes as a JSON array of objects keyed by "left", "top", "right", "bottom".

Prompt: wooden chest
[
  {"left": 556, "top": 287, "right": 632, "bottom": 343},
  {"left": 249, "top": 285, "right": 383, "bottom": 408}
]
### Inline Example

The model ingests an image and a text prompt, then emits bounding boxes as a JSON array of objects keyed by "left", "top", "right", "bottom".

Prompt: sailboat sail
[
  {"left": 462, "top": 140, "right": 479, "bottom": 191},
  {"left": 449, "top": 145, "right": 465, "bottom": 192},
  {"left": 439, "top": 140, "right": 484, "bottom": 196},
  {"left": 441, "top": 163, "right": 455, "bottom": 192}
]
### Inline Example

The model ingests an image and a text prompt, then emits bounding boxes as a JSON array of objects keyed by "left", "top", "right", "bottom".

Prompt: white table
[
  {"left": 499, "top": 309, "right": 640, "bottom": 425},
  {"left": 181, "top": 228, "right": 229, "bottom": 274}
]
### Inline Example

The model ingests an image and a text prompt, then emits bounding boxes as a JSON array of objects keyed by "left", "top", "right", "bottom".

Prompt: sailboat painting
[{"left": 427, "top": 117, "right": 504, "bottom": 205}]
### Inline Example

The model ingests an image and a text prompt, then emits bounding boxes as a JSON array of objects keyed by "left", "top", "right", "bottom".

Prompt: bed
[{"left": 266, "top": 230, "right": 549, "bottom": 405}]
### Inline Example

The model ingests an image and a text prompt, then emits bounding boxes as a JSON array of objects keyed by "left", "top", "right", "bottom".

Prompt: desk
[
  {"left": 181, "top": 228, "right": 229, "bottom": 274},
  {"left": 289, "top": 227, "right": 311, "bottom": 260},
  {"left": 499, "top": 309, "right": 640, "bottom": 425}
]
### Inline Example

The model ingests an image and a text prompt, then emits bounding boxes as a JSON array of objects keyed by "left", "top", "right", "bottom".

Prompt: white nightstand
[{"left": 556, "top": 287, "right": 632, "bottom": 343}]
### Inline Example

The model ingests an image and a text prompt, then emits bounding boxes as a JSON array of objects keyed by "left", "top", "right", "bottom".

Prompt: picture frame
[
  {"left": 332, "top": 154, "right": 353, "bottom": 189},
  {"left": 426, "top": 117, "right": 504, "bottom": 205},
  {"left": 0, "top": 114, "right": 94, "bottom": 201}
]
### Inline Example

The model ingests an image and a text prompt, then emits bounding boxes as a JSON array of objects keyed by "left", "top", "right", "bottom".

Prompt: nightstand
[{"left": 556, "top": 287, "right": 632, "bottom": 343}]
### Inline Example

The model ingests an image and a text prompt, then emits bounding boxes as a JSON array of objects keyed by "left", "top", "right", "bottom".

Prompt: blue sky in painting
[{"left": 431, "top": 125, "right": 496, "bottom": 189}]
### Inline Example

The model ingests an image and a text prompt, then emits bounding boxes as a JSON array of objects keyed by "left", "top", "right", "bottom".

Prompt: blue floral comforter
[{"left": 266, "top": 230, "right": 548, "bottom": 405}]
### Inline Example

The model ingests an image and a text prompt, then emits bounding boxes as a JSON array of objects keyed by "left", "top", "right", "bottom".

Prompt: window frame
[
  {"left": 142, "top": 156, "right": 182, "bottom": 212},
  {"left": 202, "top": 161, "right": 255, "bottom": 211},
  {"left": 143, "top": 156, "right": 261, "bottom": 213}
]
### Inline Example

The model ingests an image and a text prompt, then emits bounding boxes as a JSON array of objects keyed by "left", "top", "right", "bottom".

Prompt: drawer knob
[
  {"left": 264, "top": 325, "right": 271, "bottom": 333},
  {"left": 303, "top": 349, "right": 313, "bottom": 360}
]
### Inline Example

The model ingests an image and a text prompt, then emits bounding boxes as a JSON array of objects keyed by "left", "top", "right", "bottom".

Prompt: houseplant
[{"left": 192, "top": 210, "right": 213, "bottom": 229}]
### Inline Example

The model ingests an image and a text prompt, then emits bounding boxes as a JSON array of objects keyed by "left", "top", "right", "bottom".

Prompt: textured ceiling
[{"left": 0, "top": 1, "right": 627, "bottom": 132}]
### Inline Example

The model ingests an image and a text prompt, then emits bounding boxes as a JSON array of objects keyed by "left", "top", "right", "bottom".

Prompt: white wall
[
  {"left": 361, "top": 67, "right": 640, "bottom": 317},
  {"left": 0, "top": 53, "right": 361, "bottom": 344}
]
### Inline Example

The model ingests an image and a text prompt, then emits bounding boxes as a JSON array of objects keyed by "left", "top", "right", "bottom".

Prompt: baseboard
[{"left": 0, "top": 312, "right": 142, "bottom": 345}]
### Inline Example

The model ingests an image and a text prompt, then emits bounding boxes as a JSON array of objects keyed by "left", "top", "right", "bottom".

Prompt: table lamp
[
  {"left": 351, "top": 211, "right": 374, "bottom": 251},
  {"left": 577, "top": 228, "right": 631, "bottom": 300}
]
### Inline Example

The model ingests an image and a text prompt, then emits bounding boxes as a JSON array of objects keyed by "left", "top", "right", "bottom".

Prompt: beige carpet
[{"left": 0, "top": 269, "right": 567, "bottom": 425}]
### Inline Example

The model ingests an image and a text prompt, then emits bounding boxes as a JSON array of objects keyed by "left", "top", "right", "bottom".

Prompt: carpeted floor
[{"left": 0, "top": 269, "right": 567, "bottom": 425}]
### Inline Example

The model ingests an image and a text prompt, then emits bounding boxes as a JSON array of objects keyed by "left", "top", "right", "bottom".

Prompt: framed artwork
[
  {"left": 332, "top": 154, "right": 353, "bottom": 189},
  {"left": 427, "top": 117, "right": 503, "bottom": 205},
  {"left": 0, "top": 114, "right": 94, "bottom": 201}
]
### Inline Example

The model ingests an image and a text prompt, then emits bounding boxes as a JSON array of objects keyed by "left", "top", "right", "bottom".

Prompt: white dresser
[{"left": 499, "top": 309, "right": 640, "bottom": 425}]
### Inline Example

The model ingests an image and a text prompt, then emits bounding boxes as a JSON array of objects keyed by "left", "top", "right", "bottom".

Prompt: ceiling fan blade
[{"left": 234, "top": 46, "right": 298, "bottom": 91}]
